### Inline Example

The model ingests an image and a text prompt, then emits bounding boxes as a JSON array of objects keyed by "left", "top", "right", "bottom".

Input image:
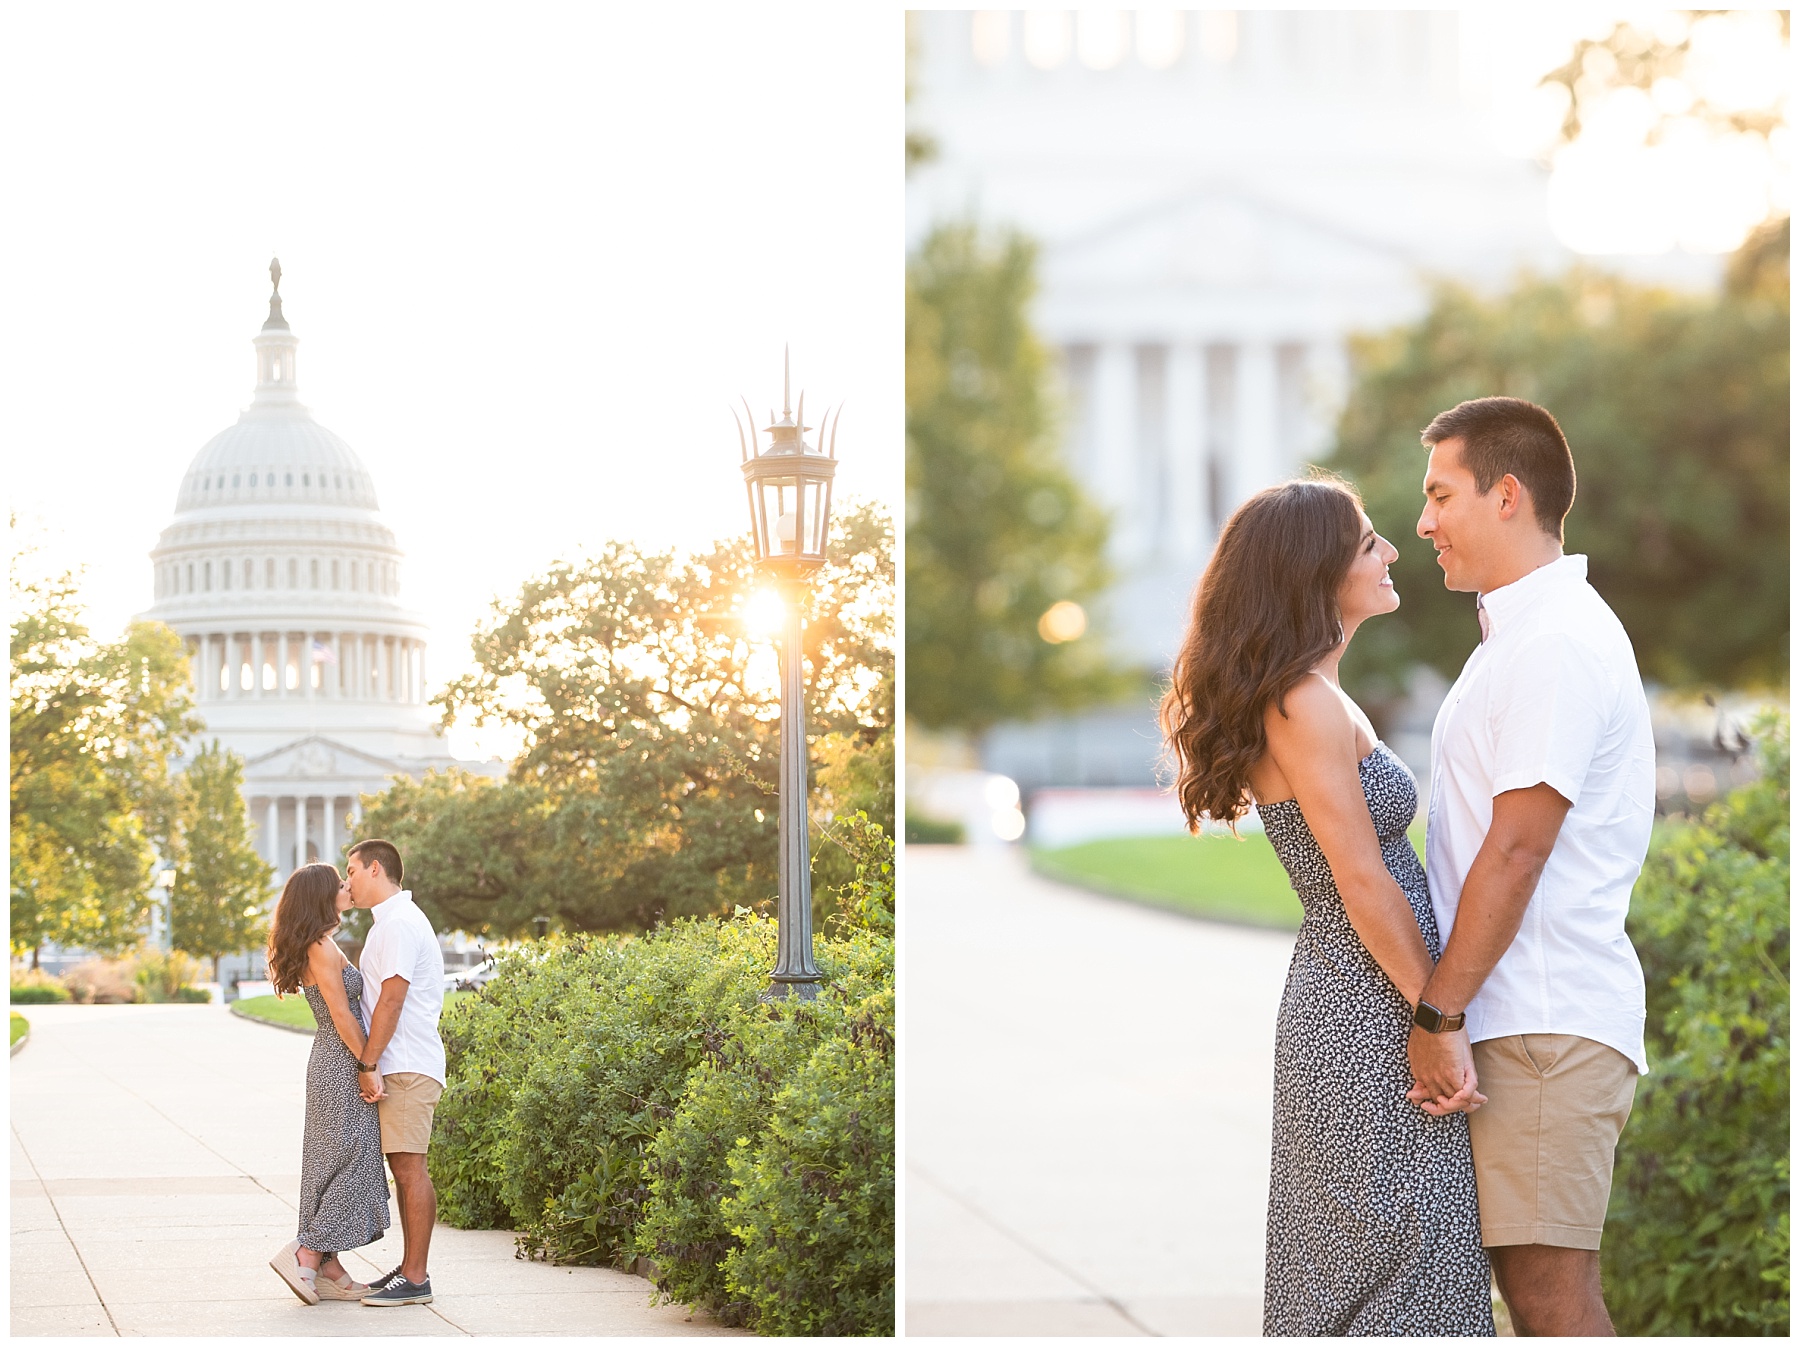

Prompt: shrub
[
  {"left": 63, "top": 958, "right": 138, "bottom": 1004},
  {"left": 431, "top": 839, "right": 896, "bottom": 1335},
  {"left": 134, "top": 948, "right": 203, "bottom": 1003},
  {"left": 904, "top": 812, "right": 963, "bottom": 844},
  {"left": 718, "top": 980, "right": 895, "bottom": 1335},
  {"left": 10, "top": 971, "right": 70, "bottom": 1004},
  {"left": 505, "top": 920, "right": 778, "bottom": 1266},
  {"left": 636, "top": 925, "right": 894, "bottom": 1329},
  {"left": 1604, "top": 713, "right": 1789, "bottom": 1336}
]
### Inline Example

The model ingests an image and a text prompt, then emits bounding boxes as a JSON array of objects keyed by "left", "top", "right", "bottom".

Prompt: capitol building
[{"left": 140, "top": 263, "right": 461, "bottom": 878}]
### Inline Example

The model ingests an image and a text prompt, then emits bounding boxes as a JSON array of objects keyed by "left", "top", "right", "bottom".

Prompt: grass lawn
[
  {"left": 1031, "top": 822, "right": 1426, "bottom": 930},
  {"left": 236, "top": 990, "right": 470, "bottom": 1030},
  {"left": 11, "top": 1013, "right": 27, "bottom": 1047}
]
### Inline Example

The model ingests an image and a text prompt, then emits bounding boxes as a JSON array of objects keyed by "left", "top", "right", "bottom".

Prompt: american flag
[{"left": 311, "top": 640, "right": 337, "bottom": 665}]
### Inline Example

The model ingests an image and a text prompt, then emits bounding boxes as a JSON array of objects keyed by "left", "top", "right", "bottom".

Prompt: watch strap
[{"left": 1412, "top": 1000, "right": 1466, "bottom": 1034}]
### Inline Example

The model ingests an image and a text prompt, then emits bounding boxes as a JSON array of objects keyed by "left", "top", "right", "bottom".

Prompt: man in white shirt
[
  {"left": 1406, "top": 397, "right": 1654, "bottom": 1337},
  {"left": 345, "top": 839, "right": 447, "bottom": 1308}
]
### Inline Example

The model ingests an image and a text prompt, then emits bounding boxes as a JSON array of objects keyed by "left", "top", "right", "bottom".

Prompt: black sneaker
[{"left": 361, "top": 1270, "right": 433, "bottom": 1306}]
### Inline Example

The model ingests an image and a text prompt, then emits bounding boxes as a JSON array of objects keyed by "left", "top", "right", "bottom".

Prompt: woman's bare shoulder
[{"left": 1264, "top": 672, "right": 1348, "bottom": 731}]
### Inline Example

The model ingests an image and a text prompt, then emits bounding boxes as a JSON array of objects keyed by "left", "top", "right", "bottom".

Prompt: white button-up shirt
[
  {"left": 357, "top": 890, "right": 447, "bottom": 1084},
  {"left": 1426, "top": 554, "right": 1654, "bottom": 1073}
]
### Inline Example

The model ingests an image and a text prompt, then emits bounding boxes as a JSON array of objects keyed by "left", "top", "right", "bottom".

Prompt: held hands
[
  {"left": 1406, "top": 1024, "right": 1486, "bottom": 1116},
  {"left": 359, "top": 1066, "right": 386, "bottom": 1104}
]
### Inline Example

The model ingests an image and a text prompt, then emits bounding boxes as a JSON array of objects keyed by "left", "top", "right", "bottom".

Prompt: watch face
[{"left": 1415, "top": 1002, "right": 1443, "bottom": 1033}]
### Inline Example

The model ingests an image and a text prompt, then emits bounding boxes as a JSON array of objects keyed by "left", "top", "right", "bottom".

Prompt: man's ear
[{"left": 1495, "top": 473, "right": 1530, "bottom": 523}]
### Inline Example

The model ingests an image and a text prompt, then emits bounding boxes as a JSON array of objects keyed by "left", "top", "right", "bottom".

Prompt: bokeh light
[{"left": 1037, "top": 600, "right": 1088, "bottom": 644}]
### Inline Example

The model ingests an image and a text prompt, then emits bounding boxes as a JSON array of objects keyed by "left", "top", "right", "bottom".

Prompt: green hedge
[
  {"left": 10, "top": 981, "right": 70, "bottom": 1004},
  {"left": 431, "top": 817, "right": 894, "bottom": 1335},
  {"left": 1604, "top": 714, "right": 1789, "bottom": 1336}
]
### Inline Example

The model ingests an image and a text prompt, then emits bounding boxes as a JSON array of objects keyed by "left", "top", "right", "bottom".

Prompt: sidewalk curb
[
  {"left": 229, "top": 1002, "right": 315, "bottom": 1036},
  {"left": 10, "top": 1028, "right": 27, "bottom": 1057}
]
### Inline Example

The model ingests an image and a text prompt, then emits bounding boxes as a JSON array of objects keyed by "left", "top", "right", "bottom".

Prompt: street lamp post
[{"left": 736, "top": 351, "right": 840, "bottom": 1001}]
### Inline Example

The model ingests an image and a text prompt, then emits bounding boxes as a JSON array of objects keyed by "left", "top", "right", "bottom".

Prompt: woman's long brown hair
[
  {"left": 266, "top": 863, "right": 342, "bottom": 995},
  {"left": 1160, "top": 476, "right": 1364, "bottom": 830}
]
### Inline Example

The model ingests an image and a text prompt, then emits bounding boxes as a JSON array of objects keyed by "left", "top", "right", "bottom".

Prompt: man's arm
[
  {"left": 1408, "top": 782, "right": 1570, "bottom": 1110},
  {"left": 362, "top": 973, "right": 411, "bottom": 1064}
]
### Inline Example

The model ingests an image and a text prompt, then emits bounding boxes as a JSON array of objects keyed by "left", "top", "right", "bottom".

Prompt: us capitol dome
[{"left": 141, "top": 261, "right": 462, "bottom": 876}]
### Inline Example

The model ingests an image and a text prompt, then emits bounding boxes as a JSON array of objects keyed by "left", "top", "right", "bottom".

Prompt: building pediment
[
  {"left": 1046, "top": 188, "right": 1415, "bottom": 296},
  {"left": 243, "top": 734, "right": 405, "bottom": 781}
]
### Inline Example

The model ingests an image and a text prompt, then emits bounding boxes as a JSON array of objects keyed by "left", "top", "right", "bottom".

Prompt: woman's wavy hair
[
  {"left": 265, "top": 863, "right": 342, "bottom": 996},
  {"left": 1160, "top": 474, "right": 1365, "bottom": 830}
]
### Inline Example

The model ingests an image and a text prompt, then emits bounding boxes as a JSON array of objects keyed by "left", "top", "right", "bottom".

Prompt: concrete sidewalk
[
  {"left": 11, "top": 1002, "right": 743, "bottom": 1337},
  {"left": 905, "top": 846, "right": 1294, "bottom": 1336}
]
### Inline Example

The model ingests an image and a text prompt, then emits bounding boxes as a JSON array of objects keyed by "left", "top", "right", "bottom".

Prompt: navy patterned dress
[
  {"left": 295, "top": 964, "right": 390, "bottom": 1254},
  {"left": 1258, "top": 745, "right": 1493, "bottom": 1336}
]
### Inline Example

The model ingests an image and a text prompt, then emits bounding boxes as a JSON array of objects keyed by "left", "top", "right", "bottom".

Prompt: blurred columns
[
  {"left": 1166, "top": 343, "right": 1207, "bottom": 563},
  {"left": 1092, "top": 342, "right": 1140, "bottom": 558},
  {"left": 1235, "top": 341, "right": 1279, "bottom": 500}
]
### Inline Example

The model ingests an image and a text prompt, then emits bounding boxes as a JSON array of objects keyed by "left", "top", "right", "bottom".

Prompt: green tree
[
  {"left": 906, "top": 222, "right": 1123, "bottom": 735},
  {"left": 362, "top": 506, "right": 893, "bottom": 938},
  {"left": 1327, "top": 244, "right": 1787, "bottom": 706},
  {"left": 12, "top": 543, "right": 198, "bottom": 964},
  {"left": 170, "top": 742, "right": 274, "bottom": 979}
]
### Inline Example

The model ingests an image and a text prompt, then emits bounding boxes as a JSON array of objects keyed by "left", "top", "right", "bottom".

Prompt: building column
[
  {"left": 265, "top": 797, "right": 280, "bottom": 872},
  {"left": 1235, "top": 340, "right": 1280, "bottom": 503},
  {"left": 1166, "top": 342, "right": 1207, "bottom": 563},
  {"left": 1091, "top": 341, "right": 1140, "bottom": 562},
  {"left": 322, "top": 796, "right": 336, "bottom": 867}
]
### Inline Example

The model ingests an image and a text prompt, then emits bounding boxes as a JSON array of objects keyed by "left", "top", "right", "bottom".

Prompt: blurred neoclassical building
[
  {"left": 908, "top": 10, "right": 1582, "bottom": 787},
  {"left": 140, "top": 265, "right": 460, "bottom": 876}
]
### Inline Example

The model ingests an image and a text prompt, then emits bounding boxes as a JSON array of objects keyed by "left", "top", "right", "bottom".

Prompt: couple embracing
[
  {"left": 1164, "top": 397, "right": 1652, "bottom": 1336},
  {"left": 261, "top": 840, "right": 447, "bottom": 1309}
]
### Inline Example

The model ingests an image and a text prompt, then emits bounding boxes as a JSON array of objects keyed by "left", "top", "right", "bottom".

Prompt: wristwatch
[
  {"left": 354, "top": 1059, "right": 379, "bottom": 1073},
  {"left": 1412, "top": 1000, "right": 1466, "bottom": 1034}
]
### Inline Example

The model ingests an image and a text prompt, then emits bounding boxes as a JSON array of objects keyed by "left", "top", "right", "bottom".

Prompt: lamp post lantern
[{"left": 736, "top": 350, "right": 840, "bottom": 1001}]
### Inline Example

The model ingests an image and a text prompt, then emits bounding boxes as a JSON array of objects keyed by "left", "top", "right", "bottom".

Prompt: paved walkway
[
  {"left": 905, "top": 846, "right": 1294, "bottom": 1336},
  {"left": 11, "top": 1003, "right": 744, "bottom": 1337}
]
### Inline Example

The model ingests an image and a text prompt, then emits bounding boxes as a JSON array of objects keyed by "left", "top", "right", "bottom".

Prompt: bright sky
[{"left": 3, "top": 4, "right": 900, "bottom": 757}]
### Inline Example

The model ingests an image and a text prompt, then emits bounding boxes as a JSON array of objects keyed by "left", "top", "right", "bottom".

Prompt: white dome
[
  {"left": 140, "top": 263, "right": 448, "bottom": 772},
  {"left": 177, "top": 414, "right": 379, "bottom": 514}
]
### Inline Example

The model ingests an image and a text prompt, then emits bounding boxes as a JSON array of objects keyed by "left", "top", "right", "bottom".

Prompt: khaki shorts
[
  {"left": 377, "top": 1071, "right": 443, "bottom": 1155},
  {"left": 1468, "top": 1034, "right": 1638, "bottom": 1250}
]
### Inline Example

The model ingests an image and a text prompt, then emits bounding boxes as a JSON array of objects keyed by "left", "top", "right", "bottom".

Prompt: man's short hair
[
  {"left": 347, "top": 838, "right": 404, "bottom": 886},
  {"left": 1421, "top": 396, "right": 1576, "bottom": 539}
]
